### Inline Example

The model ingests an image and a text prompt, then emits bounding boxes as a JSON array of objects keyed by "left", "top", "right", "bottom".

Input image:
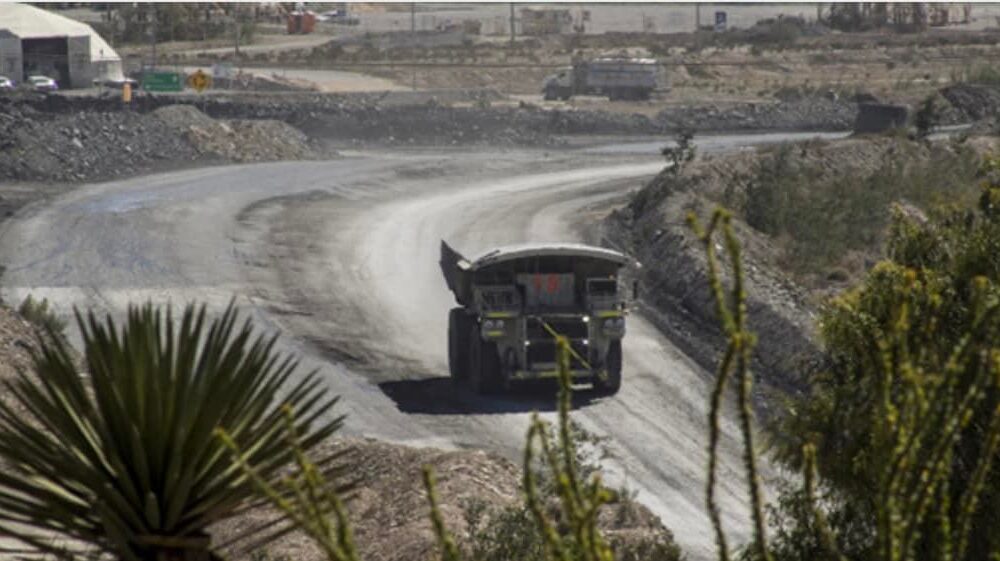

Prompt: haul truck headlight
[
  {"left": 482, "top": 319, "right": 505, "bottom": 338},
  {"left": 602, "top": 317, "right": 626, "bottom": 335}
]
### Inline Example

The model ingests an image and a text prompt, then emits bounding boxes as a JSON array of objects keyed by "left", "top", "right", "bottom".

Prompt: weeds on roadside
[
  {"left": 218, "top": 406, "right": 358, "bottom": 561},
  {"left": 17, "top": 294, "right": 67, "bottom": 341},
  {"left": 226, "top": 334, "right": 681, "bottom": 561}
]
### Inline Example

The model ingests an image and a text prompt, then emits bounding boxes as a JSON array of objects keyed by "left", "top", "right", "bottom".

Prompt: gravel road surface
[{"left": 0, "top": 142, "right": 785, "bottom": 558}]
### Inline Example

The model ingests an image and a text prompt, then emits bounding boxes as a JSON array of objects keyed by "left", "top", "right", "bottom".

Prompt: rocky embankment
[
  {"left": 0, "top": 94, "right": 318, "bottom": 183},
  {"left": 600, "top": 137, "right": 944, "bottom": 408},
  {"left": 602, "top": 178, "right": 819, "bottom": 410},
  {"left": 1, "top": 89, "right": 863, "bottom": 178},
  {"left": 602, "top": 131, "right": 1000, "bottom": 410}
]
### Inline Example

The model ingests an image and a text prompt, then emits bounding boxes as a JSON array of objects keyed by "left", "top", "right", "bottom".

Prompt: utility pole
[
  {"left": 509, "top": 2, "right": 515, "bottom": 44},
  {"left": 411, "top": 2, "right": 416, "bottom": 91},
  {"left": 695, "top": 3, "right": 701, "bottom": 31},
  {"left": 234, "top": 6, "right": 241, "bottom": 62},
  {"left": 150, "top": 4, "right": 157, "bottom": 70}
]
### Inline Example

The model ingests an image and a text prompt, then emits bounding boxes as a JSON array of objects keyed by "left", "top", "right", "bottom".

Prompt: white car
[
  {"left": 0, "top": 76, "right": 13, "bottom": 91},
  {"left": 27, "top": 75, "right": 58, "bottom": 92}
]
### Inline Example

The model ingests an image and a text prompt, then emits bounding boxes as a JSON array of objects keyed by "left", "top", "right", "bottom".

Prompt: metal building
[{"left": 0, "top": 3, "right": 123, "bottom": 88}]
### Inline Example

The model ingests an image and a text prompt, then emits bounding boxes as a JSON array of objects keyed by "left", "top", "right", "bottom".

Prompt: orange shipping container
[{"left": 287, "top": 11, "right": 316, "bottom": 34}]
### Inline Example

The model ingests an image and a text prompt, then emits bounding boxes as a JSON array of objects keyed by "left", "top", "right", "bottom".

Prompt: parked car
[
  {"left": 93, "top": 77, "right": 139, "bottom": 89},
  {"left": 318, "top": 10, "right": 359, "bottom": 25},
  {"left": 0, "top": 76, "right": 14, "bottom": 91},
  {"left": 27, "top": 75, "right": 58, "bottom": 92}
]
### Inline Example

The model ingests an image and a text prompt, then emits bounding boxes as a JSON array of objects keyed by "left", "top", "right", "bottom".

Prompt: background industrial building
[{"left": 0, "top": 3, "right": 122, "bottom": 88}]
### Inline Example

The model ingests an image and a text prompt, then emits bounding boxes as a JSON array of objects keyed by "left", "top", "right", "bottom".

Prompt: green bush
[
  {"left": 966, "top": 64, "right": 1000, "bottom": 86},
  {"left": 17, "top": 294, "right": 67, "bottom": 340},
  {"left": 730, "top": 155, "right": 1000, "bottom": 561},
  {"left": 739, "top": 142, "right": 980, "bottom": 276}
]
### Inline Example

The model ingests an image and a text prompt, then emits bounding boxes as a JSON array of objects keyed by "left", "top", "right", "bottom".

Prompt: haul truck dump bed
[{"left": 440, "top": 241, "right": 633, "bottom": 395}]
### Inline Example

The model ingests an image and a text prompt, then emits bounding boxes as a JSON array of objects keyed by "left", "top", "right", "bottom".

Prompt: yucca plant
[{"left": 0, "top": 301, "right": 343, "bottom": 561}]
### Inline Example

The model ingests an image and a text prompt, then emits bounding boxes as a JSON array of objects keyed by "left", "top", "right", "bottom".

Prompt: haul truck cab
[{"left": 440, "top": 241, "right": 635, "bottom": 395}]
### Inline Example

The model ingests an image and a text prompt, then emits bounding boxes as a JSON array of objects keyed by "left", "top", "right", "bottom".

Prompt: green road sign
[{"left": 142, "top": 72, "right": 182, "bottom": 92}]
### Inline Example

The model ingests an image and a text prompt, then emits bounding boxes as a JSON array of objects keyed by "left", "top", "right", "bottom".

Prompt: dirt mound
[
  {"left": 940, "top": 83, "right": 1000, "bottom": 121},
  {"left": 655, "top": 96, "right": 857, "bottom": 132},
  {"left": 0, "top": 97, "right": 201, "bottom": 183},
  {"left": 0, "top": 98, "right": 320, "bottom": 184},
  {"left": 154, "top": 105, "right": 314, "bottom": 162},
  {"left": 213, "top": 437, "right": 677, "bottom": 561}
]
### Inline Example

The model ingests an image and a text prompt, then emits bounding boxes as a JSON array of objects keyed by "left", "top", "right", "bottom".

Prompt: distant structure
[
  {"left": 519, "top": 8, "right": 573, "bottom": 36},
  {"left": 818, "top": 2, "right": 972, "bottom": 31},
  {"left": 0, "top": 3, "right": 122, "bottom": 87}
]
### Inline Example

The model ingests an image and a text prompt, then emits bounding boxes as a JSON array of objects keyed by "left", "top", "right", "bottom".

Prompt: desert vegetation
[
  {"left": 744, "top": 157, "right": 1000, "bottom": 561},
  {"left": 2, "top": 158, "right": 1000, "bottom": 561}
]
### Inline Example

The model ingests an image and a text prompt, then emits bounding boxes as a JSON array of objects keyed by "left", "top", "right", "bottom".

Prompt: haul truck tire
[
  {"left": 469, "top": 325, "right": 504, "bottom": 394},
  {"left": 544, "top": 85, "right": 572, "bottom": 101},
  {"left": 448, "top": 308, "right": 471, "bottom": 382},
  {"left": 594, "top": 340, "right": 622, "bottom": 395}
]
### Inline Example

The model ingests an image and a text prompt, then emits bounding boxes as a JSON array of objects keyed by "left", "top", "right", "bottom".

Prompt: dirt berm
[
  {"left": 599, "top": 137, "right": 942, "bottom": 409},
  {"left": 602, "top": 180, "right": 819, "bottom": 411},
  {"left": 602, "top": 132, "right": 1000, "bottom": 413},
  {"left": 0, "top": 96, "right": 318, "bottom": 183}
]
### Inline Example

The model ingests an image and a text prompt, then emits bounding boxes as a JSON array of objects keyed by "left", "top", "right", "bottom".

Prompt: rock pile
[
  {"left": 940, "top": 83, "right": 1000, "bottom": 121},
  {"left": 0, "top": 98, "right": 316, "bottom": 183},
  {"left": 0, "top": 97, "right": 201, "bottom": 183},
  {"left": 153, "top": 105, "right": 314, "bottom": 162},
  {"left": 655, "top": 96, "right": 857, "bottom": 132}
]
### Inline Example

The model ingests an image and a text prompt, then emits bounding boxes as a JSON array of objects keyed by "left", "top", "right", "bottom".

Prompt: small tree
[{"left": 661, "top": 129, "right": 697, "bottom": 176}]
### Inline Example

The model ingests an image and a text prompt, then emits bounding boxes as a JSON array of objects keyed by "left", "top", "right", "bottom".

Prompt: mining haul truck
[
  {"left": 440, "top": 241, "right": 634, "bottom": 395},
  {"left": 542, "top": 57, "right": 659, "bottom": 101}
]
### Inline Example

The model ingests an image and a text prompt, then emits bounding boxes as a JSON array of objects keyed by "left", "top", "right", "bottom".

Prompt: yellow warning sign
[{"left": 187, "top": 69, "right": 211, "bottom": 93}]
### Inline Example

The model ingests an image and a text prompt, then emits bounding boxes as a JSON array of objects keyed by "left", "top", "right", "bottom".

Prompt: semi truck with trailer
[{"left": 440, "top": 241, "right": 635, "bottom": 395}]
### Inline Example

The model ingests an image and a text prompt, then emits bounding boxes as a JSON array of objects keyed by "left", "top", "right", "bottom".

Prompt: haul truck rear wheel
[
  {"left": 469, "top": 325, "right": 504, "bottom": 394},
  {"left": 594, "top": 340, "right": 622, "bottom": 395},
  {"left": 448, "top": 308, "right": 470, "bottom": 382}
]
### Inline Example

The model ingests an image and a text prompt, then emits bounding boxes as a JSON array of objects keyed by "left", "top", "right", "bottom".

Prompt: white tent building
[{"left": 0, "top": 3, "right": 123, "bottom": 88}]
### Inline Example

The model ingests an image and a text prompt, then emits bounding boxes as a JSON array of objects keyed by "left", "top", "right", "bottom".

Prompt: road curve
[{"left": 0, "top": 148, "right": 758, "bottom": 559}]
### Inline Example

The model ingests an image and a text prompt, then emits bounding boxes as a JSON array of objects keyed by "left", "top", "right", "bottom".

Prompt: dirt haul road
[{"left": 0, "top": 146, "right": 767, "bottom": 559}]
